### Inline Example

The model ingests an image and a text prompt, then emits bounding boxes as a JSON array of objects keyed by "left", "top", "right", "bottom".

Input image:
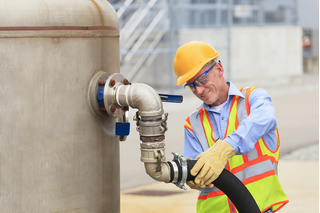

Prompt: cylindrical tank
[{"left": 0, "top": 0, "right": 120, "bottom": 212}]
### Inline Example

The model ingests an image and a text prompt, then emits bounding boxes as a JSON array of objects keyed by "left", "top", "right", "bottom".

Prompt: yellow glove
[
  {"left": 185, "top": 157, "right": 214, "bottom": 189},
  {"left": 191, "top": 140, "right": 235, "bottom": 186}
]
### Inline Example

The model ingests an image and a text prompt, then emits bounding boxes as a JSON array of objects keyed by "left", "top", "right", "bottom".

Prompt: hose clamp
[{"left": 172, "top": 152, "right": 188, "bottom": 190}]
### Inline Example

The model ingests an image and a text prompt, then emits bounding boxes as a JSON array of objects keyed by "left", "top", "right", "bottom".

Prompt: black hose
[{"left": 168, "top": 160, "right": 260, "bottom": 213}]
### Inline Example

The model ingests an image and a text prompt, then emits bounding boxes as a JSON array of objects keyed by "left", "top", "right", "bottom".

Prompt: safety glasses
[{"left": 184, "top": 63, "right": 216, "bottom": 92}]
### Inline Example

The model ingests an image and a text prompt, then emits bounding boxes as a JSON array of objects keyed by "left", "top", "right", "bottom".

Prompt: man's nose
[{"left": 194, "top": 85, "right": 205, "bottom": 94}]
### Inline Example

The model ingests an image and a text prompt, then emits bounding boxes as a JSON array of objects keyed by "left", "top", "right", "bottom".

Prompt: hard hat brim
[{"left": 176, "top": 56, "right": 218, "bottom": 86}]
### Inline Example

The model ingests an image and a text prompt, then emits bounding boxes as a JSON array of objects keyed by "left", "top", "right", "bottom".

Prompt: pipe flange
[
  {"left": 88, "top": 71, "right": 130, "bottom": 119},
  {"left": 104, "top": 73, "right": 127, "bottom": 118},
  {"left": 87, "top": 71, "right": 110, "bottom": 118}
]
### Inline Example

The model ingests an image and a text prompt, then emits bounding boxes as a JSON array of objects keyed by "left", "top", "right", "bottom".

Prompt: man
[{"left": 173, "top": 41, "right": 288, "bottom": 213}]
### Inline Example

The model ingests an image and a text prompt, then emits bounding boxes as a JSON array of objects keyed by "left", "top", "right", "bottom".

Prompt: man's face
[{"left": 186, "top": 62, "right": 225, "bottom": 106}]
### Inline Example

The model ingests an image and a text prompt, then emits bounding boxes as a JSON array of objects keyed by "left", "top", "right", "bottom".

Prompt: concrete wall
[{"left": 178, "top": 26, "right": 303, "bottom": 86}]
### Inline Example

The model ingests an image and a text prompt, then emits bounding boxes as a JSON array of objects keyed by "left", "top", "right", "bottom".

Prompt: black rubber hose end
[{"left": 168, "top": 160, "right": 261, "bottom": 213}]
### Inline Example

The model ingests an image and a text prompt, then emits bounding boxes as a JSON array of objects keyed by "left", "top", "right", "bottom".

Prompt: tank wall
[
  {"left": 0, "top": 0, "right": 119, "bottom": 28},
  {"left": 0, "top": 37, "right": 120, "bottom": 212}
]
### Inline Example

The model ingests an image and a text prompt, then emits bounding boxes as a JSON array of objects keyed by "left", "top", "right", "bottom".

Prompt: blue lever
[{"left": 159, "top": 94, "right": 183, "bottom": 103}]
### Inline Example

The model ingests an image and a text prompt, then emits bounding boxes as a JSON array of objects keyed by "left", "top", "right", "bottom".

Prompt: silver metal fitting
[
  {"left": 140, "top": 149, "right": 166, "bottom": 163},
  {"left": 171, "top": 152, "right": 188, "bottom": 190},
  {"left": 87, "top": 71, "right": 127, "bottom": 119},
  {"left": 140, "top": 142, "right": 165, "bottom": 149}
]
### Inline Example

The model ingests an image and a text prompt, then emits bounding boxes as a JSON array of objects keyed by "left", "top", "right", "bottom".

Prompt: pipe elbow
[
  {"left": 116, "top": 83, "right": 163, "bottom": 117},
  {"left": 144, "top": 162, "right": 171, "bottom": 183},
  {"left": 115, "top": 81, "right": 170, "bottom": 183}
]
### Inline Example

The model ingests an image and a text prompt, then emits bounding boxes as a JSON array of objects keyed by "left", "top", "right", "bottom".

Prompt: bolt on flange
[{"left": 103, "top": 73, "right": 127, "bottom": 118}]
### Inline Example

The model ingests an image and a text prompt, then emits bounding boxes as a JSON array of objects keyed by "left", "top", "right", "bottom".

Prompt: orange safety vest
[{"left": 184, "top": 87, "right": 288, "bottom": 213}]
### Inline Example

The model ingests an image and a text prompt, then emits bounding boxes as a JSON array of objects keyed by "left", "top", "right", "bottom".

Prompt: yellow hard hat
[{"left": 173, "top": 41, "right": 220, "bottom": 86}]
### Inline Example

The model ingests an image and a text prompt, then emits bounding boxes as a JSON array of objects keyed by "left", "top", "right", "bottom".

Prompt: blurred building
[
  {"left": 110, "top": 0, "right": 317, "bottom": 90},
  {"left": 297, "top": 0, "right": 319, "bottom": 74}
]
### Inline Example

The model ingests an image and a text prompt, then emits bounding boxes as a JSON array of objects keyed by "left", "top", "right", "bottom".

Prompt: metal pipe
[
  {"left": 114, "top": 83, "right": 171, "bottom": 182},
  {"left": 116, "top": 83, "right": 163, "bottom": 118},
  {"left": 144, "top": 162, "right": 171, "bottom": 183}
]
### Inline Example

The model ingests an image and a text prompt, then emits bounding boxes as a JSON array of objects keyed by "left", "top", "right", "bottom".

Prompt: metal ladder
[{"left": 116, "top": 0, "right": 168, "bottom": 82}]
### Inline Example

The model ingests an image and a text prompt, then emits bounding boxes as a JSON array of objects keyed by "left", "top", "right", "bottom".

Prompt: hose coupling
[
  {"left": 170, "top": 152, "right": 188, "bottom": 190},
  {"left": 134, "top": 112, "right": 168, "bottom": 140}
]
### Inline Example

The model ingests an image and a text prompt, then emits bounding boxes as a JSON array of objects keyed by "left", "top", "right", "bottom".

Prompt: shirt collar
[{"left": 197, "top": 81, "right": 244, "bottom": 113}]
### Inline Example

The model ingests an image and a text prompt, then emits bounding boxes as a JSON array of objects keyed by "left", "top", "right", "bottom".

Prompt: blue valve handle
[{"left": 159, "top": 94, "right": 183, "bottom": 103}]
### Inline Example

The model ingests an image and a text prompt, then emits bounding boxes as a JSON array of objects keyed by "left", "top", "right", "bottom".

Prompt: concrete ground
[{"left": 120, "top": 73, "right": 319, "bottom": 212}]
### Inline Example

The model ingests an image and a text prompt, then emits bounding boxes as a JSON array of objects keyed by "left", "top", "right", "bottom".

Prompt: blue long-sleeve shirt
[{"left": 184, "top": 81, "right": 278, "bottom": 159}]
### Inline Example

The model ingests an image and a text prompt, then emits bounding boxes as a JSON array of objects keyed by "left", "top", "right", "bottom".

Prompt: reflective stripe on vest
[{"left": 186, "top": 87, "right": 288, "bottom": 213}]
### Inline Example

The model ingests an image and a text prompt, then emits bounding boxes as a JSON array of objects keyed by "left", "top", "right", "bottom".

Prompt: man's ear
[{"left": 216, "top": 62, "right": 224, "bottom": 77}]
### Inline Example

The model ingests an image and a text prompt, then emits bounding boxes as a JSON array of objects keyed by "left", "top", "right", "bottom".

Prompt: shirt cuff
[{"left": 224, "top": 135, "right": 241, "bottom": 154}]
